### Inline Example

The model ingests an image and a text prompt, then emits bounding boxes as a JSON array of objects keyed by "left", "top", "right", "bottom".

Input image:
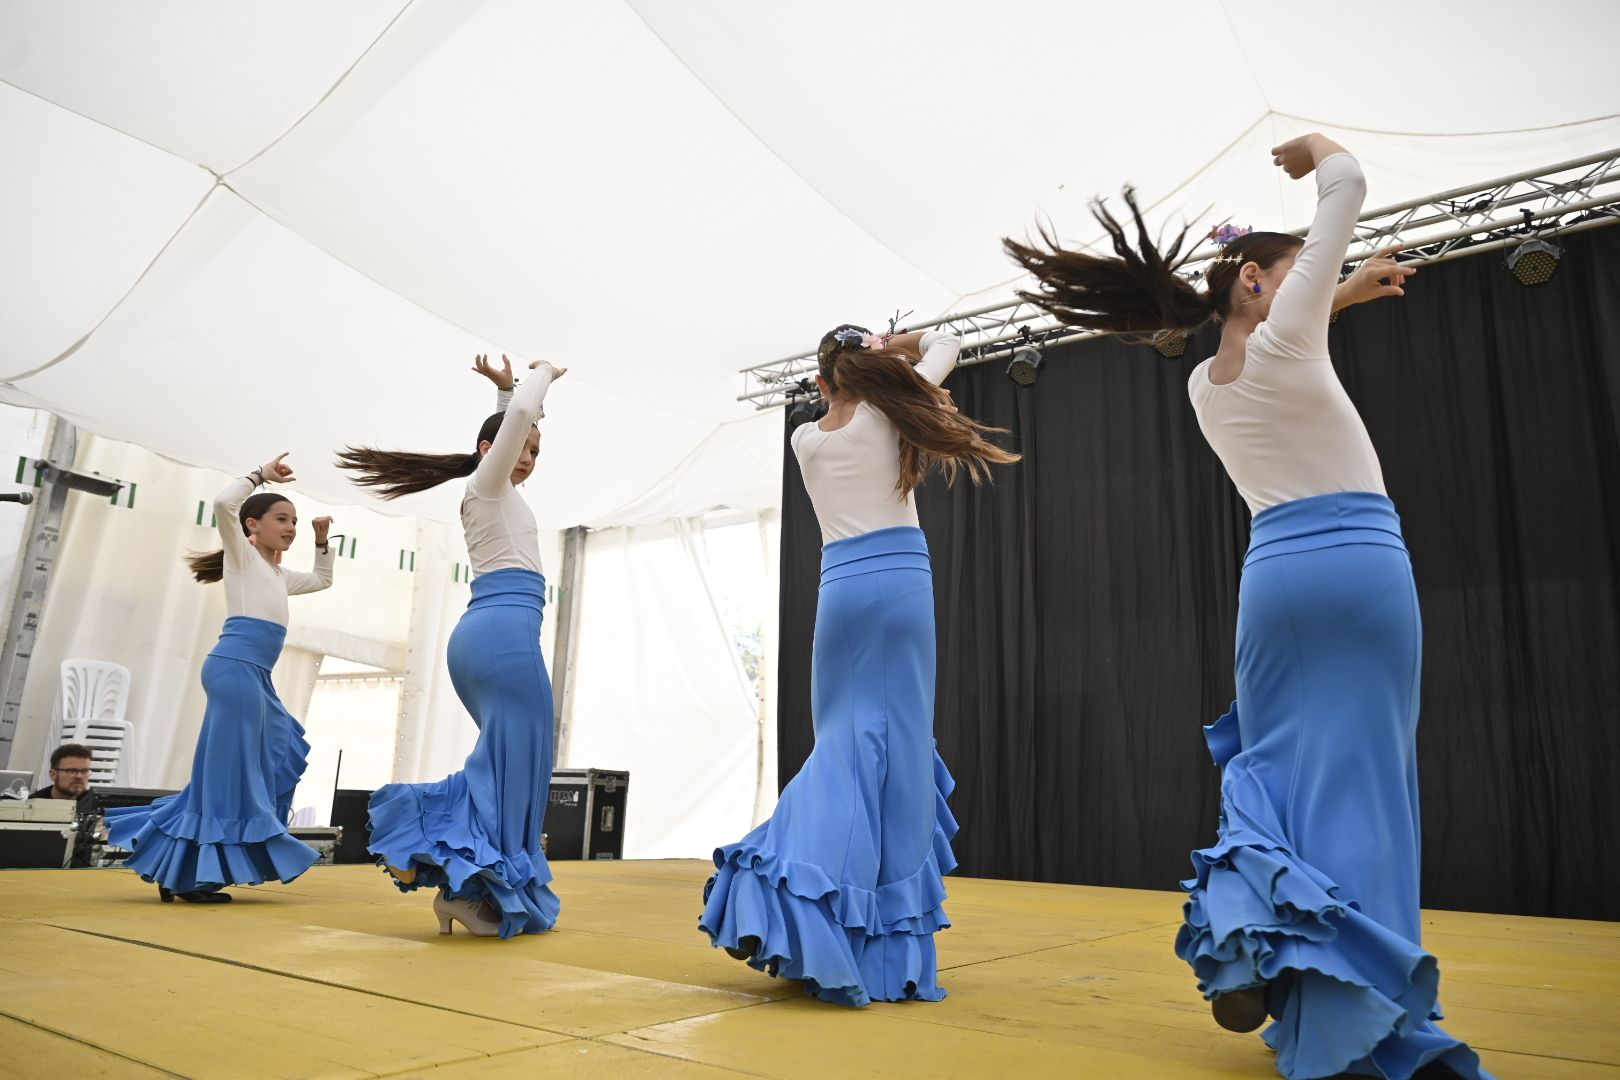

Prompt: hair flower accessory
[{"left": 1209, "top": 223, "right": 1253, "bottom": 246}]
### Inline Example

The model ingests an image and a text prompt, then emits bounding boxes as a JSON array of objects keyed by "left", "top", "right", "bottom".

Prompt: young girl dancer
[
  {"left": 337, "top": 355, "right": 564, "bottom": 938},
  {"left": 1005, "top": 136, "right": 1488, "bottom": 1078},
  {"left": 700, "top": 327, "right": 1017, "bottom": 1005},
  {"left": 107, "top": 455, "right": 333, "bottom": 902}
]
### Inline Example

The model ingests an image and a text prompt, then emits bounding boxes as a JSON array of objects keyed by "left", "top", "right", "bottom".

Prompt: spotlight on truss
[
  {"left": 785, "top": 379, "right": 823, "bottom": 428},
  {"left": 1505, "top": 238, "right": 1561, "bottom": 287},
  {"left": 1152, "top": 331, "right": 1188, "bottom": 359},
  {"left": 1006, "top": 345, "right": 1044, "bottom": 387}
]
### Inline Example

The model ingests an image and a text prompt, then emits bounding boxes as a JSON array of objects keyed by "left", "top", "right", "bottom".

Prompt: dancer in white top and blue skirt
[
  {"left": 701, "top": 326, "right": 1018, "bottom": 1005},
  {"left": 107, "top": 454, "right": 334, "bottom": 903},
  {"left": 339, "top": 355, "right": 564, "bottom": 938},
  {"left": 1006, "top": 135, "right": 1490, "bottom": 1078}
]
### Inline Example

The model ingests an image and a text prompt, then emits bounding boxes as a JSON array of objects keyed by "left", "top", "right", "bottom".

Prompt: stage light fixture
[
  {"left": 785, "top": 379, "right": 823, "bottom": 428},
  {"left": 1505, "top": 238, "right": 1561, "bottom": 287},
  {"left": 28, "top": 461, "right": 124, "bottom": 498},
  {"left": 1006, "top": 345, "right": 1044, "bottom": 386},
  {"left": 1152, "top": 331, "right": 1188, "bottom": 359}
]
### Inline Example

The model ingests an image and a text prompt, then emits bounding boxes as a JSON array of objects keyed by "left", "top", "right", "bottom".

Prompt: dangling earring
[{"left": 1251, "top": 283, "right": 1262, "bottom": 294}]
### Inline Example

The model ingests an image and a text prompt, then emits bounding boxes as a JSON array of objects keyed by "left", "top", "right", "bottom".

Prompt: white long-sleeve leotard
[
  {"left": 213, "top": 476, "right": 333, "bottom": 625},
  {"left": 464, "top": 367, "right": 555, "bottom": 577},
  {"left": 1188, "top": 154, "right": 1385, "bottom": 515},
  {"left": 792, "top": 331, "right": 961, "bottom": 543}
]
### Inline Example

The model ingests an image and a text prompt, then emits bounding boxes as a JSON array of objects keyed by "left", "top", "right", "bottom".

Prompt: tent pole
[
  {"left": 551, "top": 525, "right": 588, "bottom": 766},
  {"left": 0, "top": 416, "right": 77, "bottom": 769}
]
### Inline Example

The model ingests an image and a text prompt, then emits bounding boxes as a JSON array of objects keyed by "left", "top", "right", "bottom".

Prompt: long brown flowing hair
[
  {"left": 335, "top": 412, "right": 509, "bottom": 500},
  {"left": 816, "top": 326, "right": 1020, "bottom": 496},
  {"left": 185, "top": 491, "right": 294, "bottom": 583},
  {"left": 1002, "top": 187, "right": 1303, "bottom": 337}
]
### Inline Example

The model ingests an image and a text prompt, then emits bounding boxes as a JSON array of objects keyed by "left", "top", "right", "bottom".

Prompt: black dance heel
[
  {"left": 1211, "top": 985, "right": 1269, "bottom": 1032},
  {"left": 724, "top": 935, "right": 761, "bottom": 962},
  {"left": 159, "top": 885, "right": 232, "bottom": 904}
]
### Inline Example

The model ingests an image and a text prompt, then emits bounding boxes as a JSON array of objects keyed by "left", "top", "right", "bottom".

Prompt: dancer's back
[{"left": 792, "top": 331, "right": 960, "bottom": 542}]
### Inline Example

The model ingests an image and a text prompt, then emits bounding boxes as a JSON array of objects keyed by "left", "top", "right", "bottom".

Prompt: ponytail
[
  {"left": 825, "top": 344, "right": 1020, "bottom": 497},
  {"left": 185, "top": 550, "right": 225, "bottom": 583},
  {"left": 1003, "top": 187, "right": 1302, "bottom": 338},
  {"left": 335, "top": 446, "right": 481, "bottom": 500},
  {"left": 338, "top": 410, "right": 507, "bottom": 500}
]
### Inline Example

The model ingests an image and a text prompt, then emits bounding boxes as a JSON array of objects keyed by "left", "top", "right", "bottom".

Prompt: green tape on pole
[
  {"left": 195, "top": 500, "right": 204, "bottom": 526},
  {"left": 13, "top": 457, "right": 23, "bottom": 484},
  {"left": 127, "top": 482, "right": 136, "bottom": 509}
]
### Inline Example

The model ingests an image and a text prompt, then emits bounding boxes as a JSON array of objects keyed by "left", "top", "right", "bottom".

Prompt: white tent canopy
[{"left": 5, "top": 0, "right": 1619, "bottom": 526}]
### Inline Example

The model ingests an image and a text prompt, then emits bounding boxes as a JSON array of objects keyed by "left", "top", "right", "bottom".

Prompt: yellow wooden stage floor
[{"left": 0, "top": 861, "right": 1615, "bottom": 1078}]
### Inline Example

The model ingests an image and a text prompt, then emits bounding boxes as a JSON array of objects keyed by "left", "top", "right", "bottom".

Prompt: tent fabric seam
[{"left": 620, "top": 0, "right": 961, "bottom": 298}]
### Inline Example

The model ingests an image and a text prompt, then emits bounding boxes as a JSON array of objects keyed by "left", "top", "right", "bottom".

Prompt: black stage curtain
[{"left": 778, "top": 224, "right": 1620, "bottom": 921}]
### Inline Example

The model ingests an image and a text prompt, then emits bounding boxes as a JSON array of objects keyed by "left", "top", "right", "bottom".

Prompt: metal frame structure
[
  {"left": 738, "top": 148, "right": 1620, "bottom": 409},
  {"left": 0, "top": 421, "right": 128, "bottom": 769}
]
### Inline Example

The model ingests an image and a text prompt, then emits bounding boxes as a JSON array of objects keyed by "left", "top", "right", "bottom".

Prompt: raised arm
[
  {"left": 1260, "top": 138, "right": 1367, "bottom": 359},
  {"left": 914, "top": 330, "right": 961, "bottom": 386},
  {"left": 213, "top": 453, "right": 294, "bottom": 571},
  {"left": 884, "top": 329, "right": 960, "bottom": 386},
  {"left": 285, "top": 516, "right": 334, "bottom": 595},
  {"left": 211, "top": 474, "right": 258, "bottom": 572},
  {"left": 473, "top": 352, "right": 518, "bottom": 413},
  {"left": 468, "top": 362, "right": 559, "bottom": 499}
]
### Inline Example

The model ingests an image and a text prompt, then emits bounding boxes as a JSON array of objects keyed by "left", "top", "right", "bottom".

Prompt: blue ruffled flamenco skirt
[
  {"left": 107, "top": 616, "right": 318, "bottom": 892},
  {"left": 701, "top": 526, "right": 958, "bottom": 1006},
  {"left": 1175, "top": 493, "right": 1491, "bottom": 1079},
  {"left": 367, "top": 568, "right": 560, "bottom": 938}
]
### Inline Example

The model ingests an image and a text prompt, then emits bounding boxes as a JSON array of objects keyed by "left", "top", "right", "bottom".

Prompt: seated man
[{"left": 31, "top": 743, "right": 99, "bottom": 867}]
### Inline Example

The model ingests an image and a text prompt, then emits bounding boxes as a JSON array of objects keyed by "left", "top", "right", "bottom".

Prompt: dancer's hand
[
  {"left": 936, "top": 386, "right": 958, "bottom": 414},
  {"left": 1271, "top": 133, "right": 1347, "bottom": 180},
  {"left": 312, "top": 516, "right": 333, "bottom": 547},
  {"left": 529, "top": 360, "right": 568, "bottom": 381},
  {"left": 1335, "top": 246, "right": 1417, "bottom": 311},
  {"left": 472, "top": 354, "right": 515, "bottom": 390},
  {"left": 260, "top": 453, "right": 295, "bottom": 484}
]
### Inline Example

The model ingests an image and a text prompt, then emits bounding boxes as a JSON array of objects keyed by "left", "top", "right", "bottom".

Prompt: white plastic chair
[
  {"left": 61, "top": 717, "right": 135, "bottom": 787},
  {"left": 40, "top": 660, "right": 134, "bottom": 787}
]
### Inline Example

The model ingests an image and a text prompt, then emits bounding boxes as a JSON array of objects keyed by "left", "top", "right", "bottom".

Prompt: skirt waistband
[
  {"left": 208, "top": 616, "right": 288, "bottom": 669},
  {"left": 821, "top": 526, "right": 931, "bottom": 585},
  {"left": 1246, "top": 491, "right": 1407, "bottom": 568},
  {"left": 468, "top": 567, "right": 546, "bottom": 611}
]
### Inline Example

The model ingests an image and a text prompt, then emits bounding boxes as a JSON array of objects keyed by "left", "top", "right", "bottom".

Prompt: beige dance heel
[{"left": 432, "top": 891, "right": 502, "bottom": 937}]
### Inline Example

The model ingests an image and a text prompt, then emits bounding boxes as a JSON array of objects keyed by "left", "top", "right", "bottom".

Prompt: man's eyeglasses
[{"left": 52, "top": 767, "right": 92, "bottom": 776}]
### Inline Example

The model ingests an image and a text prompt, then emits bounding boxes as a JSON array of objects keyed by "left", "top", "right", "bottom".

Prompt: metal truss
[{"left": 739, "top": 148, "right": 1620, "bottom": 409}]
